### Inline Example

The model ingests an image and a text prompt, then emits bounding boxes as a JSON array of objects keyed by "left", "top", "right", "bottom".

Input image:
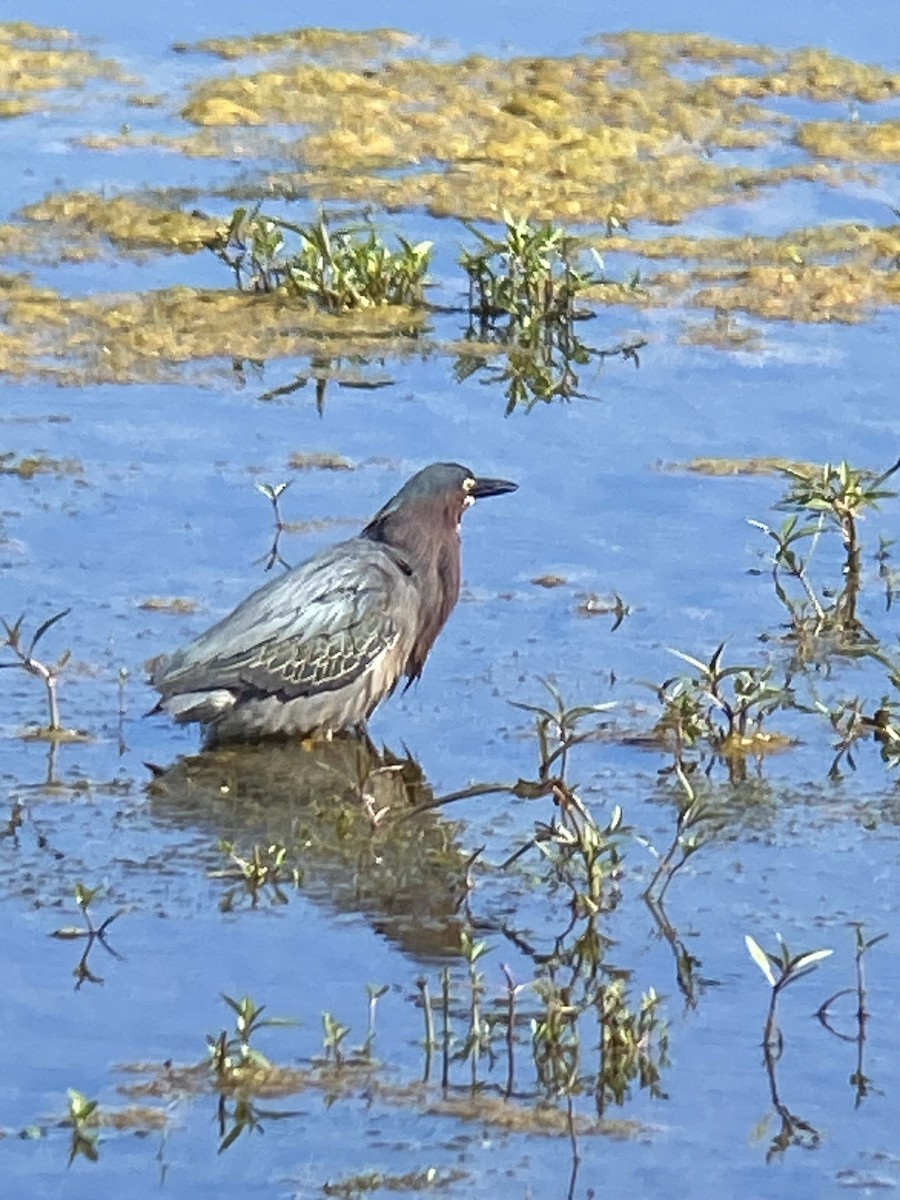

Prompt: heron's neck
[{"left": 363, "top": 502, "right": 460, "bottom": 573}]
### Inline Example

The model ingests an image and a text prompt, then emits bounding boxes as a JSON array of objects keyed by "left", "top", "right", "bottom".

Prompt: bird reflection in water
[{"left": 145, "top": 732, "right": 470, "bottom": 960}]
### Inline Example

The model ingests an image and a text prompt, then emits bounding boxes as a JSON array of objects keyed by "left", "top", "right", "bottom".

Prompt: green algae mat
[{"left": 2, "top": 23, "right": 900, "bottom": 382}]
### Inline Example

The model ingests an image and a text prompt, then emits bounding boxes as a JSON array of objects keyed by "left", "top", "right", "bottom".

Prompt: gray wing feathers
[{"left": 152, "top": 540, "right": 416, "bottom": 702}]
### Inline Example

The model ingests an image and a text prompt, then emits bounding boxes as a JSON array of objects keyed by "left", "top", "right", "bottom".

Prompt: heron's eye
[{"left": 462, "top": 476, "right": 475, "bottom": 493}]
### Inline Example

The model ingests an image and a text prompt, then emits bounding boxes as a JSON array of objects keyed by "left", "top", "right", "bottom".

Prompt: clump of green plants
[
  {"left": 751, "top": 457, "right": 900, "bottom": 645},
  {"left": 460, "top": 212, "right": 596, "bottom": 334},
  {"left": 652, "top": 642, "right": 794, "bottom": 778},
  {"left": 205, "top": 993, "right": 300, "bottom": 1151},
  {"left": 207, "top": 993, "right": 296, "bottom": 1083},
  {"left": 595, "top": 981, "right": 669, "bottom": 1112},
  {"left": 456, "top": 212, "right": 644, "bottom": 412},
  {"left": 414, "top": 936, "right": 670, "bottom": 1121},
  {"left": 210, "top": 207, "right": 432, "bottom": 310},
  {"left": 743, "top": 456, "right": 900, "bottom": 771},
  {"left": 210, "top": 839, "right": 303, "bottom": 910}
]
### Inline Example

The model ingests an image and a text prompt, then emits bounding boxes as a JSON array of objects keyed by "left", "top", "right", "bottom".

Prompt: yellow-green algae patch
[
  {"left": 0, "top": 21, "right": 127, "bottom": 116},
  {"left": 663, "top": 456, "right": 817, "bottom": 477},
  {"left": 702, "top": 46, "right": 900, "bottom": 104},
  {"left": 691, "top": 263, "right": 890, "bottom": 324},
  {"left": 173, "top": 43, "right": 813, "bottom": 226},
  {"left": 119, "top": 1057, "right": 643, "bottom": 1138},
  {"left": 181, "top": 26, "right": 418, "bottom": 62},
  {"left": 679, "top": 316, "right": 763, "bottom": 352},
  {"left": 18, "top": 192, "right": 219, "bottom": 257},
  {"left": 287, "top": 451, "right": 355, "bottom": 471},
  {"left": 5, "top": 27, "right": 900, "bottom": 367},
  {"left": 146, "top": 31, "right": 897, "bottom": 231},
  {"left": 798, "top": 120, "right": 900, "bottom": 163},
  {"left": 137, "top": 597, "right": 199, "bottom": 614},
  {"left": 0, "top": 282, "right": 429, "bottom": 384},
  {"left": 592, "top": 31, "right": 776, "bottom": 66},
  {"left": 597, "top": 223, "right": 900, "bottom": 266},
  {"left": 0, "top": 450, "right": 82, "bottom": 478}
]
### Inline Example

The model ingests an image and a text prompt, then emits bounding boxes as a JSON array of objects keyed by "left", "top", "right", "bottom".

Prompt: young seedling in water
[
  {"left": 207, "top": 993, "right": 295, "bottom": 1083},
  {"left": 210, "top": 840, "right": 302, "bottom": 911},
  {"left": 745, "top": 933, "right": 832, "bottom": 1056},
  {"left": 751, "top": 456, "right": 900, "bottom": 643},
  {"left": 454, "top": 928, "right": 495, "bottom": 1088},
  {"left": 50, "top": 882, "right": 124, "bottom": 988},
  {"left": 358, "top": 984, "right": 388, "bottom": 1060},
  {"left": 320, "top": 1011, "right": 351, "bottom": 1067},
  {"left": 746, "top": 934, "right": 832, "bottom": 1158},
  {"left": 0, "top": 607, "right": 71, "bottom": 733},
  {"left": 255, "top": 480, "right": 292, "bottom": 571},
  {"left": 66, "top": 1089, "right": 100, "bottom": 1164},
  {"left": 817, "top": 924, "right": 887, "bottom": 1107}
]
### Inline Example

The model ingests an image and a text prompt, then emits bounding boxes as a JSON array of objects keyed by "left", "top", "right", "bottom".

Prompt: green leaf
[
  {"left": 745, "top": 934, "right": 776, "bottom": 986},
  {"left": 218, "top": 1123, "right": 244, "bottom": 1153},
  {"left": 667, "top": 647, "right": 711, "bottom": 675},
  {"left": 790, "top": 948, "right": 833, "bottom": 973}
]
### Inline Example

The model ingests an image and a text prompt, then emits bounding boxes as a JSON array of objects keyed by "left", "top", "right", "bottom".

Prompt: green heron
[{"left": 150, "top": 462, "right": 517, "bottom": 743}]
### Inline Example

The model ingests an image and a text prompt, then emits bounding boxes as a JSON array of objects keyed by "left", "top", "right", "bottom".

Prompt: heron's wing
[{"left": 152, "top": 540, "right": 415, "bottom": 701}]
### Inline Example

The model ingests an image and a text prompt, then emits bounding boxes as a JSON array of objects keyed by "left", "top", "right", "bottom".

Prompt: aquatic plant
[
  {"left": 0, "top": 607, "right": 71, "bottom": 733},
  {"left": 746, "top": 933, "right": 833, "bottom": 1053},
  {"left": 745, "top": 933, "right": 833, "bottom": 1158},
  {"left": 817, "top": 924, "right": 887, "bottom": 1107},
  {"left": 50, "top": 882, "right": 124, "bottom": 989},
  {"left": 211, "top": 207, "right": 432, "bottom": 310},
  {"left": 652, "top": 642, "right": 793, "bottom": 777},
  {"left": 460, "top": 212, "right": 596, "bottom": 333},
  {"left": 750, "top": 456, "right": 900, "bottom": 644},
  {"left": 457, "top": 212, "right": 634, "bottom": 412},
  {"left": 641, "top": 764, "right": 723, "bottom": 903},
  {"left": 210, "top": 840, "right": 303, "bottom": 910},
  {"left": 65, "top": 1089, "right": 100, "bottom": 1164},
  {"left": 207, "top": 993, "right": 296, "bottom": 1081}
]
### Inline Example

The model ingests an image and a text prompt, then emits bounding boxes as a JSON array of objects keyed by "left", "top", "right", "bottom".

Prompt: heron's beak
[{"left": 471, "top": 476, "right": 518, "bottom": 499}]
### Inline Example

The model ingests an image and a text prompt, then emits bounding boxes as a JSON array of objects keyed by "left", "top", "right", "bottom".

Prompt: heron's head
[{"left": 364, "top": 462, "right": 518, "bottom": 541}]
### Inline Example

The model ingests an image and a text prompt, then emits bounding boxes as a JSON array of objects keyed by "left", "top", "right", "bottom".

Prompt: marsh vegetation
[{"left": 2, "top": 14, "right": 900, "bottom": 1200}]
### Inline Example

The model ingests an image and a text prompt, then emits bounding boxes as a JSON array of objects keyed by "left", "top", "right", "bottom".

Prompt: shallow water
[{"left": 3, "top": 5, "right": 900, "bottom": 1198}]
